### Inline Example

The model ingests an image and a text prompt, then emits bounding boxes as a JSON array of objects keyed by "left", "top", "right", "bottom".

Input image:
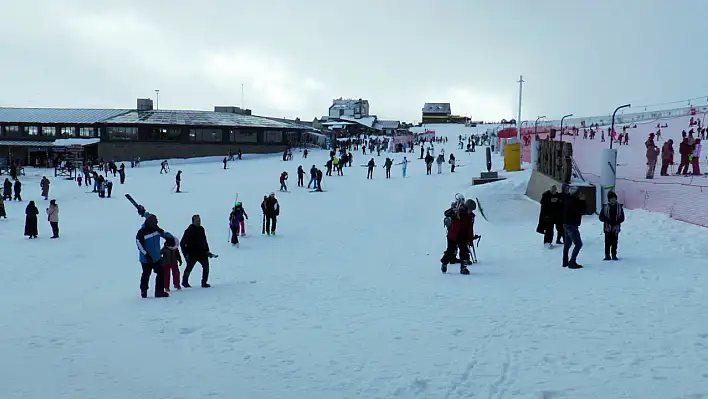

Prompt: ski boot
[
  {"left": 441, "top": 262, "right": 448, "bottom": 274},
  {"left": 460, "top": 260, "right": 470, "bottom": 275}
]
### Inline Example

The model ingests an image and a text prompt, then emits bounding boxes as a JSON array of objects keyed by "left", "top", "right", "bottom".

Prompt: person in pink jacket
[
  {"left": 692, "top": 139, "right": 702, "bottom": 175},
  {"left": 46, "top": 199, "right": 59, "bottom": 238}
]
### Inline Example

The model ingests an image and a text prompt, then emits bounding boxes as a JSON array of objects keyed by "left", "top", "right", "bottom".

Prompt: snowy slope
[{"left": 1, "top": 138, "right": 707, "bottom": 399}]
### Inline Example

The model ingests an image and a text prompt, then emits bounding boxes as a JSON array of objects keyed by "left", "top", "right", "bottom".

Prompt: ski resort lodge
[{"left": 0, "top": 99, "right": 324, "bottom": 167}]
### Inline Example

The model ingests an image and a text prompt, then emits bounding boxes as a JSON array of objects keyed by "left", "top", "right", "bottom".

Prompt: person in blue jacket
[{"left": 136, "top": 213, "right": 173, "bottom": 298}]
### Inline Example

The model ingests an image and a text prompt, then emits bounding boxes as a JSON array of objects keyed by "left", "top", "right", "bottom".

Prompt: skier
[
  {"left": 660, "top": 139, "right": 674, "bottom": 176},
  {"left": 599, "top": 191, "right": 625, "bottom": 261},
  {"left": 264, "top": 192, "right": 280, "bottom": 235},
  {"left": 119, "top": 163, "right": 126, "bottom": 184},
  {"left": 160, "top": 160, "right": 169, "bottom": 174},
  {"left": 645, "top": 134, "right": 659, "bottom": 179},
  {"left": 46, "top": 199, "right": 59, "bottom": 238},
  {"left": 223, "top": 157, "right": 228, "bottom": 170},
  {"left": 0, "top": 196, "right": 5, "bottom": 219},
  {"left": 180, "top": 214, "right": 215, "bottom": 288},
  {"left": 397, "top": 157, "right": 409, "bottom": 178},
  {"left": 136, "top": 213, "right": 174, "bottom": 298},
  {"left": 161, "top": 236, "right": 182, "bottom": 291},
  {"left": 436, "top": 153, "right": 445, "bottom": 174},
  {"left": 367, "top": 158, "right": 376, "bottom": 179},
  {"left": 449, "top": 153, "right": 456, "bottom": 173},
  {"left": 175, "top": 170, "right": 182, "bottom": 193},
  {"left": 303, "top": 149, "right": 308, "bottom": 159},
  {"left": 279, "top": 171, "right": 289, "bottom": 191},
  {"left": 3, "top": 178, "right": 12, "bottom": 200},
  {"left": 315, "top": 168, "right": 324, "bottom": 191},
  {"left": 562, "top": 188, "right": 587, "bottom": 269},
  {"left": 537, "top": 185, "right": 563, "bottom": 248},
  {"left": 297, "top": 166, "right": 305, "bottom": 187},
  {"left": 441, "top": 198, "right": 477, "bottom": 275},
  {"left": 13, "top": 179, "right": 22, "bottom": 201},
  {"left": 307, "top": 165, "right": 317, "bottom": 189},
  {"left": 230, "top": 201, "right": 248, "bottom": 242},
  {"left": 384, "top": 157, "right": 393, "bottom": 179}
]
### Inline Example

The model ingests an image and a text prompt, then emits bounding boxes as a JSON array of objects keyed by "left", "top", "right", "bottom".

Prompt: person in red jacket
[{"left": 441, "top": 199, "right": 478, "bottom": 275}]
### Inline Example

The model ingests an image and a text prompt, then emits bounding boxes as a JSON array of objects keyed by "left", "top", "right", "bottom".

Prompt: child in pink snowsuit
[
  {"left": 692, "top": 139, "right": 702, "bottom": 175},
  {"left": 161, "top": 236, "right": 182, "bottom": 291}
]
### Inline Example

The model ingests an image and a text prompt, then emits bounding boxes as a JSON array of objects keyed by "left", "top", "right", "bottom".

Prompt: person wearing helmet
[{"left": 441, "top": 198, "right": 477, "bottom": 274}]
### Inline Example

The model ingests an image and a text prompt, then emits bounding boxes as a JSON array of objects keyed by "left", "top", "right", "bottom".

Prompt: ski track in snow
[{"left": 1, "top": 124, "right": 708, "bottom": 398}]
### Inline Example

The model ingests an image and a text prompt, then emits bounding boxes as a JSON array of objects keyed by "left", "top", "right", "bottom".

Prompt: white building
[{"left": 328, "top": 98, "right": 370, "bottom": 119}]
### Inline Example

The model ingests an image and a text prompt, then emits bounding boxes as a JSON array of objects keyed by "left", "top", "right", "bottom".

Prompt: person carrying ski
[
  {"left": 297, "top": 166, "right": 305, "bottom": 187},
  {"left": 46, "top": 199, "right": 59, "bottom": 238},
  {"left": 175, "top": 170, "right": 182, "bottom": 193},
  {"left": 436, "top": 153, "right": 445, "bottom": 174},
  {"left": 441, "top": 198, "right": 478, "bottom": 275},
  {"left": 229, "top": 202, "right": 248, "bottom": 246},
  {"left": 537, "top": 185, "right": 563, "bottom": 248},
  {"left": 383, "top": 157, "right": 393, "bottom": 179},
  {"left": 161, "top": 235, "right": 182, "bottom": 291},
  {"left": 366, "top": 158, "right": 376, "bottom": 179},
  {"left": 562, "top": 188, "right": 587, "bottom": 269},
  {"left": 279, "top": 171, "right": 289, "bottom": 191},
  {"left": 264, "top": 192, "right": 280, "bottom": 235},
  {"left": 308, "top": 165, "right": 317, "bottom": 188},
  {"left": 180, "top": 214, "right": 215, "bottom": 288},
  {"left": 599, "top": 191, "right": 625, "bottom": 261},
  {"left": 136, "top": 213, "right": 174, "bottom": 298}
]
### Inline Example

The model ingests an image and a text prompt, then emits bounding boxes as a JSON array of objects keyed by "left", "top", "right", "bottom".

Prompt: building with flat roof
[{"left": 0, "top": 98, "right": 319, "bottom": 166}]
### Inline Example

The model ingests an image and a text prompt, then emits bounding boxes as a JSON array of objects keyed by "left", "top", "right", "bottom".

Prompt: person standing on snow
[
  {"left": 645, "top": 133, "right": 659, "bottom": 179},
  {"left": 366, "top": 158, "right": 376, "bottom": 179},
  {"left": 599, "top": 191, "right": 624, "bottom": 261},
  {"left": 297, "top": 166, "right": 305, "bottom": 187},
  {"left": 180, "top": 215, "right": 215, "bottom": 288},
  {"left": 136, "top": 213, "right": 174, "bottom": 298},
  {"left": 229, "top": 202, "right": 248, "bottom": 246},
  {"left": 223, "top": 157, "right": 228, "bottom": 170},
  {"left": 119, "top": 163, "right": 126, "bottom": 184},
  {"left": 264, "top": 193, "right": 280, "bottom": 235},
  {"left": 441, "top": 198, "right": 477, "bottom": 275},
  {"left": 383, "top": 157, "right": 393, "bottom": 179},
  {"left": 348, "top": 151, "right": 353, "bottom": 167},
  {"left": 3, "top": 178, "right": 12, "bottom": 201},
  {"left": 13, "top": 179, "right": 22, "bottom": 201},
  {"left": 315, "top": 168, "right": 324, "bottom": 191},
  {"left": 436, "top": 153, "right": 445, "bottom": 174},
  {"left": 677, "top": 138, "right": 691, "bottom": 176},
  {"left": 692, "top": 139, "right": 702, "bottom": 175},
  {"left": 24, "top": 201, "right": 39, "bottom": 239},
  {"left": 537, "top": 185, "right": 563, "bottom": 248},
  {"left": 160, "top": 160, "right": 169, "bottom": 174},
  {"left": 0, "top": 196, "right": 6, "bottom": 219},
  {"left": 425, "top": 153, "right": 434, "bottom": 175},
  {"left": 449, "top": 153, "right": 456, "bottom": 173},
  {"left": 396, "top": 157, "right": 409, "bottom": 177},
  {"left": 660, "top": 139, "right": 674, "bottom": 176},
  {"left": 161, "top": 236, "right": 182, "bottom": 292},
  {"left": 279, "top": 171, "right": 289, "bottom": 191},
  {"left": 562, "top": 188, "right": 587, "bottom": 269},
  {"left": 46, "top": 199, "right": 59, "bottom": 238},
  {"left": 175, "top": 170, "right": 182, "bottom": 193},
  {"left": 307, "top": 165, "right": 317, "bottom": 189}
]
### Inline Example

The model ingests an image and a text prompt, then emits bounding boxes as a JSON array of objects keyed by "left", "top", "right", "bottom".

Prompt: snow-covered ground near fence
[{"left": 1, "top": 130, "right": 707, "bottom": 399}]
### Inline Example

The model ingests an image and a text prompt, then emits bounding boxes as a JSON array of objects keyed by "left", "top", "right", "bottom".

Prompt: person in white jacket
[{"left": 46, "top": 199, "right": 59, "bottom": 238}]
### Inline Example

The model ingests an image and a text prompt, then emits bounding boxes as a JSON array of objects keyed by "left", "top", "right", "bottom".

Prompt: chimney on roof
[{"left": 137, "top": 98, "right": 154, "bottom": 111}]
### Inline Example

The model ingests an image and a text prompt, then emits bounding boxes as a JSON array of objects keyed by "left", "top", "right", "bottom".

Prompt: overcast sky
[{"left": 1, "top": 0, "right": 705, "bottom": 123}]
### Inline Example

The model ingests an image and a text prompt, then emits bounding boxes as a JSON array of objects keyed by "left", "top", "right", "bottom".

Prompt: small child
[
  {"left": 77, "top": 174, "right": 83, "bottom": 187},
  {"left": 599, "top": 191, "right": 625, "bottom": 261},
  {"left": 279, "top": 171, "right": 288, "bottom": 191},
  {"left": 161, "top": 236, "right": 183, "bottom": 291}
]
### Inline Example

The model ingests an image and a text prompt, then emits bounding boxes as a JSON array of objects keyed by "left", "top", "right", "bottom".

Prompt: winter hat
[
  {"left": 464, "top": 199, "right": 476, "bottom": 211},
  {"left": 607, "top": 191, "right": 617, "bottom": 200},
  {"left": 164, "top": 235, "right": 176, "bottom": 248}
]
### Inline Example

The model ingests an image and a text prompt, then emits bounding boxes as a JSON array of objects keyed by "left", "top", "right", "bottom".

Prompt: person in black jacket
[
  {"left": 537, "top": 185, "right": 564, "bottom": 247},
  {"left": 599, "top": 191, "right": 625, "bottom": 261},
  {"left": 24, "top": 201, "right": 39, "bottom": 238},
  {"left": 562, "top": 188, "right": 587, "bottom": 269},
  {"left": 297, "top": 166, "right": 305, "bottom": 187},
  {"left": 14, "top": 179, "right": 22, "bottom": 201},
  {"left": 180, "top": 215, "right": 215, "bottom": 288},
  {"left": 315, "top": 169, "right": 324, "bottom": 191},
  {"left": 366, "top": 158, "right": 376, "bottom": 179},
  {"left": 264, "top": 193, "right": 280, "bottom": 235}
]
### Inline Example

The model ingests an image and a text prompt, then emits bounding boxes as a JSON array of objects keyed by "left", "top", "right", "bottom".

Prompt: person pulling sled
[{"left": 441, "top": 195, "right": 479, "bottom": 275}]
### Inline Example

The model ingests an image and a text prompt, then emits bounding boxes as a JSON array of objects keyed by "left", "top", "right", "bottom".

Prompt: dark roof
[
  {"left": 422, "top": 103, "right": 451, "bottom": 114},
  {"left": 0, "top": 108, "right": 130, "bottom": 124},
  {"left": 104, "top": 110, "right": 306, "bottom": 129}
]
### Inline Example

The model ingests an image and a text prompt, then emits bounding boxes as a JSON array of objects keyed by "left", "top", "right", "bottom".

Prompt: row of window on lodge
[{"left": 0, "top": 125, "right": 290, "bottom": 143}]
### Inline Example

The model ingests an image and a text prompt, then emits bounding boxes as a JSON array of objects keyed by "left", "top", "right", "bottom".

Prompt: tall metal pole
[
  {"left": 560, "top": 113, "right": 573, "bottom": 141},
  {"left": 241, "top": 84, "right": 244, "bottom": 109},
  {"left": 516, "top": 75, "right": 524, "bottom": 141},
  {"left": 610, "top": 104, "right": 631, "bottom": 149},
  {"left": 155, "top": 89, "right": 160, "bottom": 110}
]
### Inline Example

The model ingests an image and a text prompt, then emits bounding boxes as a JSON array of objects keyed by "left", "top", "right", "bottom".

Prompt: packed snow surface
[{"left": 1, "top": 125, "right": 707, "bottom": 398}]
